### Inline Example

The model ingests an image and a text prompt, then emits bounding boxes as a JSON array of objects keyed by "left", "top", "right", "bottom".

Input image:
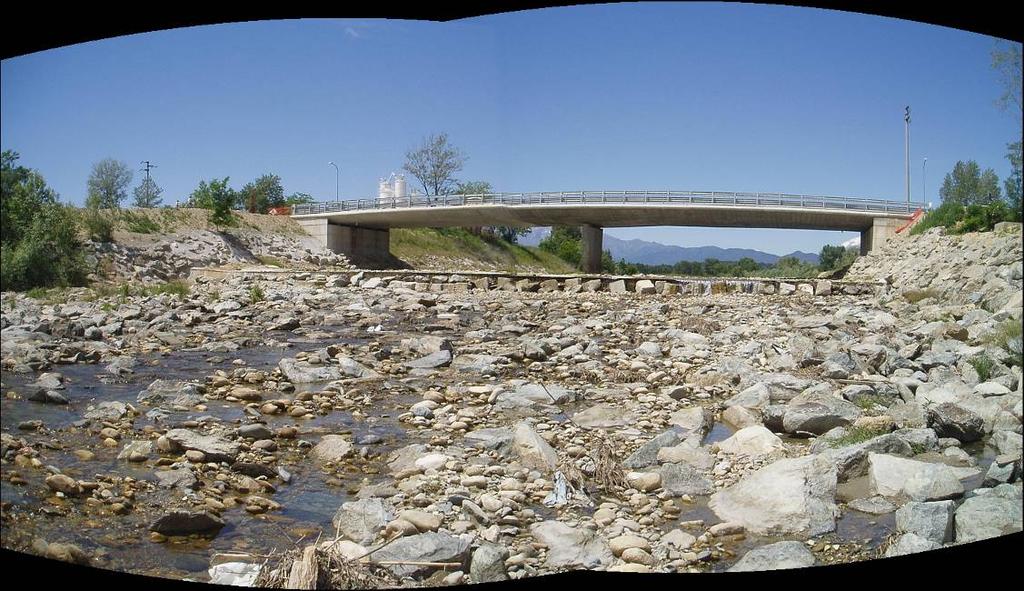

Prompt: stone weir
[{"left": 190, "top": 267, "right": 883, "bottom": 297}]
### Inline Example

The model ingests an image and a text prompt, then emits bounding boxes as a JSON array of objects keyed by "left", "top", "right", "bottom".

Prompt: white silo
[
  {"left": 378, "top": 178, "right": 392, "bottom": 200},
  {"left": 393, "top": 174, "right": 407, "bottom": 199}
]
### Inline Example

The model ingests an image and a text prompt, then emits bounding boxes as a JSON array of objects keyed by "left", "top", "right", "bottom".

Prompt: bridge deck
[{"left": 292, "top": 191, "right": 923, "bottom": 231}]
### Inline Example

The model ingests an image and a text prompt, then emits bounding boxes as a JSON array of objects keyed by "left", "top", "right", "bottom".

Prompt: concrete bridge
[{"left": 292, "top": 191, "right": 924, "bottom": 272}]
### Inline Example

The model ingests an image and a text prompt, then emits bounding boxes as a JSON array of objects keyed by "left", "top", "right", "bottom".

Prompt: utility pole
[
  {"left": 904, "top": 106, "right": 911, "bottom": 205},
  {"left": 141, "top": 160, "right": 157, "bottom": 183}
]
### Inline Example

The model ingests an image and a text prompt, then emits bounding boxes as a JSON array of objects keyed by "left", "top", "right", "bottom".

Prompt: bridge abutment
[
  {"left": 296, "top": 218, "right": 391, "bottom": 265},
  {"left": 860, "top": 217, "right": 902, "bottom": 255},
  {"left": 581, "top": 224, "right": 603, "bottom": 273}
]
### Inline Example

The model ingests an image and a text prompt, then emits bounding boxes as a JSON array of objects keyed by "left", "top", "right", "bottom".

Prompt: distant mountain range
[{"left": 518, "top": 228, "right": 819, "bottom": 265}]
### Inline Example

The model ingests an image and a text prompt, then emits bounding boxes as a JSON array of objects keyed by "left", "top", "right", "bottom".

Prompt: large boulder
[
  {"left": 715, "top": 425, "right": 784, "bottom": 457},
  {"left": 883, "top": 533, "right": 942, "bottom": 557},
  {"left": 138, "top": 380, "right": 204, "bottom": 407},
  {"left": 954, "top": 489, "right": 1024, "bottom": 543},
  {"left": 278, "top": 358, "right": 342, "bottom": 384},
  {"left": 867, "top": 453, "right": 964, "bottom": 501},
  {"left": 573, "top": 404, "right": 632, "bottom": 429},
  {"left": 727, "top": 541, "right": 816, "bottom": 572},
  {"left": 370, "top": 532, "right": 472, "bottom": 578},
  {"left": 781, "top": 391, "right": 861, "bottom": 436},
  {"left": 332, "top": 498, "right": 392, "bottom": 545},
  {"left": 309, "top": 435, "right": 353, "bottom": 463},
  {"left": 623, "top": 427, "right": 686, "bottom": 469},
  {"left": 708, "top": 454, "right": 838, "bottom": 537},
  {"left": 895, "top": 501, "right": 955, "bottom": 544},
  {"left": 470, "top": 543, "right": 510, "bottom": 583},
  {"left": 163, "top": 429, "right": 240, "bottom": 463},
  {"left": 530, "top": 521, "right": 614, "bottom": 569},
  {"left": 656, "top": 463, "right": 714, "bottom": 497},
  {"left": 150, "top": 511, "right": 225, "bottom": 536},
  {"left": 926, "top": 403, "right": 985, "bottom": 442},
  {"left": 512, "top": 422, "right": 558, "bottom": 471}
]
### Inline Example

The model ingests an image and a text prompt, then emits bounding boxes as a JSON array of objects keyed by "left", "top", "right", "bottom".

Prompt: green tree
[
  {"left": 285, "top": 192, "right": 315, "bottom": 206},
  {"left": 992, "top": 41, "right": 1022, "bottom": 116},
  {"left": 86, "top": 158, "right": 133, "bottom": 209},
  {"left": 0, "top": 151, "right": 86, "bottom": 291},
  {"left": 190, "top": 178, "right": 238, "bottom": 226},
  {"left": 240, "top": 173, "right": 285, "bottom": 213},
  {"left": 818, "top": 244, "right": 846, "bottom": 271},
  {"left": 132, "top": 176, "right": 164, "bottom": 208},
  {"left": 939, "top": 161, "right": 1001, "bottom": 206},
  {"left": 403, "top": 133, "right": 467, "bottom": 196},
  {"left": 538, "top": 226, "right": 583, "bottom": 267},
  {"left": 1005, "top": 141, "right": 1022, "bottom": 218}
]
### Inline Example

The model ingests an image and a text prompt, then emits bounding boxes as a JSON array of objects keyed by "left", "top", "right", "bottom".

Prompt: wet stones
[
  {"left": 926, "top": 403, "right": 985, "bottom": 443},
  {"left": 309, "top": 435, "right": 353, "bottom": 464},
  {"left": 867, "top": 453, "right": 964, "bottom": 501},
  {"left": 163, "top": 429, "right": 240, "bottom": 463},
  {"left": 149, "top": 510, "right": 226, "bottom": 536},
  {"left": 45, "top": 474, "right": 83, "bottom": 496}
]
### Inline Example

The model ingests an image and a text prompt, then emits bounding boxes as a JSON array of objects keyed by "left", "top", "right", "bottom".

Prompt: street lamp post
[
  {"left": 904, "top": 106, "right": 911, "bottom": 206},
  {"left": 922, "top": 157, "right": 927, "bottom": 204},
  {"left": 328, "top": 161, "right": 339, "bottom": 201}
]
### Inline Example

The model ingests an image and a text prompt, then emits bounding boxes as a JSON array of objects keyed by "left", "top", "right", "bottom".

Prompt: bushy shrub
[
  {"left": 80, "top": 207, "right": 114, "bottom": 242},
  {"left": 911, "top": 200, "right": 1020, "bottom": 235},
  {"left": 190, "top": 177, "right": 238, "bottom": 226}
]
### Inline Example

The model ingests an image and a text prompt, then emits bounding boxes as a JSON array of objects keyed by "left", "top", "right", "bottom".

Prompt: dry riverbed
[{"left": 1, "top": 266, "right": 1021, "bottom": 585}]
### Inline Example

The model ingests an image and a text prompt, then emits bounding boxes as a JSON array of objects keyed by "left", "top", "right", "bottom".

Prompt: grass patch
[
  {"left": 986, "top": 319, "right": 1023, "bottom": 368},
  {"left": 391, "top": 227, "right": 573, "bottom": 273},
  {"left": 118, "top": 210, "right": 161, "bottom": 234},
  {"left": 853, "top": 394, "right": 892, "bottom": 411},
  {"left": 257, "top": 255, "right": 287, "bottom": 268},
  {"left": 968, "top": 353, "right": 995, "bottom": 382},
  {"left": 25, "top": 286, "right": 73, "bottom": 305},
  {"left": 248, "top": 284, "right": 265, "bottom": 304},
  {"left": 902, "top": 288, "right": 942, "bottom": 304},
  {"left": 828, "top": 425, "right": 890, "bottom": 448}
]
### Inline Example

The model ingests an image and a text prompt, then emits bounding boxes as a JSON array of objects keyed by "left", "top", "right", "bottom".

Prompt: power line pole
[
  {"left": 904, "top": 106, "right": 911, "bottom": 205},
  {"left": 140, "top": 160, "right": 157, "bottom": 183}
]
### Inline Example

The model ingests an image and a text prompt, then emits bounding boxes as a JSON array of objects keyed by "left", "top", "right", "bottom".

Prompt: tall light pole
[
  {"left": 904, "top": 106, "right": 911, "bottom": 205},
  {"left": 328, "top": 161, "right": 339, "bottom": 201},
  {"left": 922, "top": 157, "right": 927, "bottom": 204}
]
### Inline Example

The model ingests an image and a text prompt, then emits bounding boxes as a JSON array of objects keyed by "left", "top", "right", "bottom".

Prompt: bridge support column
[
  {"left": 860, "top": 218, "right": 902, "bottom": 255},
  {"left": 581, "top": 224, "right": 603, "bottom": 274},
  {"left": 295, "top": 218, "right": 391, "bottom": 266}
]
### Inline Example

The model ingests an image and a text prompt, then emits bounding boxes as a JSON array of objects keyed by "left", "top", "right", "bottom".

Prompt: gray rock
[
  {"left": 404, "top": 349, "right": 452, "bottom": 369},
  {"left": 164, "top": 429, "right": 240, "bottom": 463},
  {"left": 237, "top": 424, "right": 273, "bottom": 440},
  {"left": 895, "top": 501, "right": 955, "bottom": 543},
  {"left": 84, "top": 401, "right": 129, "bottom": 421},
  {"left": 727, "top": 541, "right": 816, "bottom": 572},
  {"left": 708, "top": 454, "right": 838, "bottom": 537},
  {"left": 371, "top": 532, "right": 472, "bottom": 577},
  {"left": 138, "top": 379, "right": 204, "bottom": 407},
  {"left": 150, "top": 511, "right": 225, "bottom": 536},
  {"left": 926, "top": 403, "right": 985, "bottom": 442},
  {"left": 512, "top": 421, "right": 558, "bottom": 472},
  {"left": 656, "top": 463, "right": 714, "bottom": 497},
  {"left": 154, "top": 468, "right": 199, "bottom": 491},
  {"left": 623, "top": 427, "right": 685, "bottom": 469},
  {"left": 667, "top": 406, "right": 714, "bottom": 438},
  {"left": 463, "top": 428, "right": 513, "bottom": 456},
  {"left": 818, "top": 432, "right": 915, "bottom": 482},
  {"left": 117, "top": 440, "right": 152, "bottom": 460},
  {"left": 954, "top": 493, "right": 1024, "bottom": 543},
  {"left": 716, "top": 425, "right": 784, "bottom": 457},
  {"left": 530, "top": 520, "right": 614, "bottom": 569},
  {"left": 332, "top": 498, "right": 392, "bottom": 545},
  {"left": 277, "top": 358, "right": 342, "bottom": 383},
  {"left": 782, "top": 391, "right": 862, "bottom": 436},
  {"left": 847, "top": 496, "right": 897, "bottom": 515},
  {"left": 470, "top": 543, "right": 510, "bottom": 583},
  {"left": 883, "top": 533, "right": 942, "bottom": 557},
  {"left": 867, "top": 453, "right": 964, "bottom": 501},
  {"left": 309, "top": 435, "right": 353, "bottom": 463},
  {"left": 336, "top": 356, "right": 381, "bottom": 379},
  {"left": 573, "top": 404, "right": 631, "bottom": 429},
  {"left": 28, "top": 388, "right": 69, "bottom": 405}
]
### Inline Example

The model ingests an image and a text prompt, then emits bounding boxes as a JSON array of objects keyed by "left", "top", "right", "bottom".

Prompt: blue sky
[{"left": 2, "top": 5, "right": 1020, "bottom": 255}]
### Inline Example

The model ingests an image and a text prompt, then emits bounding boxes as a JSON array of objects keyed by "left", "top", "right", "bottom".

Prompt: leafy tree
[
  {"left": 1, "top": 151, "right": 86, "bottom": 290},
  {"left": 992, "top": 41, "right": 1022, "bottom": 116},
  {"left": 86, "top": 158, "right": 133, "bottom": 209},
  {"left": 285, "top": 192, "right": 315, "bottom": 206},
  {"left": 403, "top": 133, "right": 467, "bottom": 196},
  {"left": 240, "top": 173, "right": 285, "bottom": 213},
  {"left": 1005, "top": 141, "right": 1022, "bottom": 218},
  {"left": 939, "top": 161, "right": 1001, "bottom": 206},
  {"left": 190, "top": 178, "right": 237, "bottom": 226},
  {"left": 132, "top": 176, "right": 163, "bottom": 208},
  {"left": 818, "top": 244, "right": 847, "bottom": 271}
]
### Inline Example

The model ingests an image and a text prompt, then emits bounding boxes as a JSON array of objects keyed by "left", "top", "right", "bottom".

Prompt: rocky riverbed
[{"left": 1, "top": 226, "right": 1022, "bottom": 585}]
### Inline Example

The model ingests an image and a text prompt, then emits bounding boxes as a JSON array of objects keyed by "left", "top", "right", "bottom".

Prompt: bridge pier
[
  {"left": 296, "top": 218, "right": 391, "bottom": 265},
  {"left": 860, "top": 218, "right": 902, "bottom": 255},
  {"left": 581, "top": 224, "right": 603, "bottom": 273}
]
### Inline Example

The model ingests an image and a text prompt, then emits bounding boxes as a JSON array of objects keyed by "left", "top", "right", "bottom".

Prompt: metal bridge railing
[{"left": 291, "top": 191, "right": 926, "bottom": 216}]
